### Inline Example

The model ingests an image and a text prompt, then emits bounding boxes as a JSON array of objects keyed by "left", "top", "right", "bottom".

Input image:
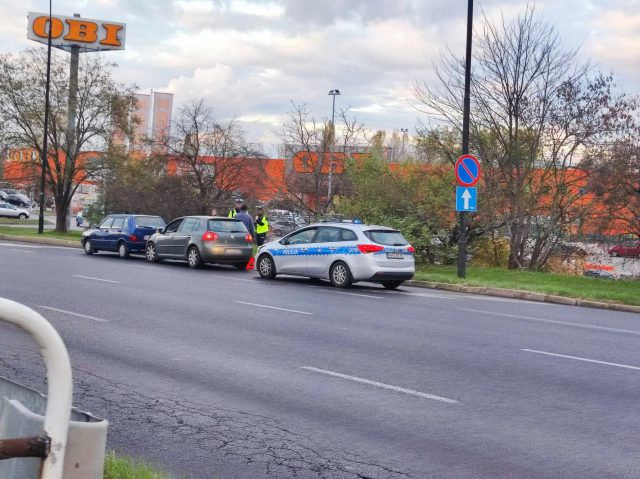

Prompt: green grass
[
  {"left": 0, "top": 226, "right": 82, "bottom": 241},
  {"left": 415, "top": 265, "right": 640, "bottom": 306},
  {"left": 0, "top": 218, "right": 41, "bottom": 225},
  {"left": 104, "top": 452, "right": 180, "bottom": 479}
]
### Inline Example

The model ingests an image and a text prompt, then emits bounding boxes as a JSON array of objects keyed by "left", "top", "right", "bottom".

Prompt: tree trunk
[{"left": 55, "top": 198, "right": 68, "bottom": 233}]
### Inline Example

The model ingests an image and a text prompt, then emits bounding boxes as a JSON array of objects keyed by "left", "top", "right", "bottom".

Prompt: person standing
[
  {"left": 76, "top": 210, "right": 83, "bottom": 227},
  {"left": 254, "top": 206, "right": 269, "bottom": 246},
  {"left": 228, "top": 198, "right": 243, "bottom": 218},
  {"left": 235, "top": 204, "right": 255, "bottom": 240}
]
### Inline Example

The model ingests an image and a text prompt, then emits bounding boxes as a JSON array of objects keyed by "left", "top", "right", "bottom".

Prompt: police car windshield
[
  {"left": 364, "top": 230, "right": 408, "bottom": 246},
  {"left": 135, "top": 216, "right": 165, "bottom": 228},
  {"left": 208, "top": 219, "right": 247, "bottom": 233}
]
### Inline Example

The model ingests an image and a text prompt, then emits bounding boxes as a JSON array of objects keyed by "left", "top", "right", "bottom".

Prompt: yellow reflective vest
[
  {"left": 228, "top": 208, "right": 237, "bottom": 218},
  {"left": 255, "top": 215, "right": 269, "bottom": 234}
]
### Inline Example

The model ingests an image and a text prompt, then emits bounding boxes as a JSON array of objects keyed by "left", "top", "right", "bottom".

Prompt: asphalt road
[{"left": 0, "top": 241, "right": 639, "bottom": 478}]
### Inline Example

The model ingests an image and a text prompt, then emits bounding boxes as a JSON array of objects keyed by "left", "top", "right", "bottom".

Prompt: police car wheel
[
  {"left": 382, "top": 280, "right": 403, "bottom": 290},
  {"left": 187, "top": 246, "right": 202, "bottom": 269},
  {"left": 258, "top": 255, "right": 276, "bottom": 279},
  {"left": 330, "top": 261, "right": 352, "bottom": 288}
]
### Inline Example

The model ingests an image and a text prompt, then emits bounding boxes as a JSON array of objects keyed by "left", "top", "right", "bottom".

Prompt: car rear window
[
  {"left": 135, "top": 216, "right": 165, "bottom": 228},
  {"left": 208, "top": 219, "right": 247, "bottom": 233},
  {"left": 364, "top": 230, "right": 408, "bottom": 246}
]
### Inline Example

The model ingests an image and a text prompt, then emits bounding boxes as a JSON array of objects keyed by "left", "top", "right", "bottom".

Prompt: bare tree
[
  {"left": 158, "top": 99, "right": 265, "bottom": 214},
  {"left": 278, "top": 101, "right": 367, "bottom": 219},
  {"left": 413, "top": 6, "right": 635, "bottom": 269},
  {"left": 0, "top": 48, "right": 137, "bottom": 231}
]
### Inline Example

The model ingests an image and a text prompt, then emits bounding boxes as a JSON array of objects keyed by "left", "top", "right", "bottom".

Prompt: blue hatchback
[{"left": 82, "top": 214, "right": 166, "bottom": 258}]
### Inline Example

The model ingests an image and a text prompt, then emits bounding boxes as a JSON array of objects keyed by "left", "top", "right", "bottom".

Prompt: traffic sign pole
[{"left": 457, "top": 0, "right": 474, "bottom": 279}]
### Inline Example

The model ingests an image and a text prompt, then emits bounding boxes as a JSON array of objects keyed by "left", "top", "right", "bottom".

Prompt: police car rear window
[
  {"left": 135, "top": 216, "right": 165, "bottom": 228},
  {"left": 208, "top": 219, "right": 247, "bottom": 233},
  {"left": 364, "top": 230, "right": 408, "bottom": 246}
]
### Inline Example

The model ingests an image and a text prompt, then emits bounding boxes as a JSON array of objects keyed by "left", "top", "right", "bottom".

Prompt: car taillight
[
  {"left": 202, "top": 231, "right": 218, "bottom": 241},
  {"left": 408, "top": 246, "right": 415, "bottom": 254},
  {"left": 129, "top": 235, "right": 138, "bottom": 242},
  {"left": 357, "top": 244, "right": 385, "bottom": 254},
  {"left": 245, "top": 233, "right": 253, "bottom": 242}
]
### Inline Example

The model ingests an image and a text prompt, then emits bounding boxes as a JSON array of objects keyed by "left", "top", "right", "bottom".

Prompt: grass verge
[
  {"left": 0, "top": 218, "right": 41, "bottom": 225},
  {"left": 104, "top": 452, "right": 179, "bottom": 479},
  {"left": 0, "top": 226, "right": 82, "bottom": 241},
  {"left": 415, "top": 265, "right": 640, "bottom": 306}
]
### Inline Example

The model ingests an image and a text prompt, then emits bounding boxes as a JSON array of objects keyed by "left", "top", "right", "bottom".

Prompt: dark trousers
[{"left": 256, "top": 233, "right": 267, "bottom": 246}]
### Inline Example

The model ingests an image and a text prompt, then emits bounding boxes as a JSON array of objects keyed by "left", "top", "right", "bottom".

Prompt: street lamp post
[
  {"left": 38, "top": 0, "right": 53, "bottom": 235},
  {"left": 327, "top": 89, "right": 340, "bottom": 203}
]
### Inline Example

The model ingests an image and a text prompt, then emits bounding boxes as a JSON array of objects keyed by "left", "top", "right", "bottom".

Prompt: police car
[{"left": 255, "top": 222, "right": 415, "bottom": 289}]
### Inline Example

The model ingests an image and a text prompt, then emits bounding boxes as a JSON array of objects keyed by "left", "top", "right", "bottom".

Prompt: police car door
[
  {"left": 278, "top": 227, "right": 318, "bottom": 275},
  {"left": 308, "top": 226, "right": 342, "bottom": 276}
]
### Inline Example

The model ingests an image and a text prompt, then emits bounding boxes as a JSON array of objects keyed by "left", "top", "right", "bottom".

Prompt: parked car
[
  {"left": 608, "top": 240, "right": 640, "bottom": 258},
  {"left": 82, "top": 214, "right": 166, "bottom": 258},
  {"left": 0, "top": 202, "right": 30, "bottom": 219},
  {"left": 6, "top": 193, "right": 31, "bottom": 208},
  {"left": 0, "top": 190, "right": 8, "bottom": 201},
  {"left": 271, "top": 219, "right": 298, "bottom": 237},
  {"left": 145, "top": 216, "right": 254, "bottom": 269},
  {"left": 256, "top": 222, "right": 415, "bottom": 289}
]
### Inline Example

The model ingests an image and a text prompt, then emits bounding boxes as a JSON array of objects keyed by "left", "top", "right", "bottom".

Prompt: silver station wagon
[
  {"left": 255, "top": 222, "right": 415, "bottom": 289},
  {"left": 145, "top": 216, "right": 254, "bottom": 269}
]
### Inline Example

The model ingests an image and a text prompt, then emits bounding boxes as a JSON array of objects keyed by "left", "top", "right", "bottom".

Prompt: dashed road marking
[{"left": 302, "top": 366, "right": 458, "bottom": 404}]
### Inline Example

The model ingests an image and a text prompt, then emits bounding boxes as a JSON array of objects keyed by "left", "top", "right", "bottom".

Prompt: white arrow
[{"left": 462, "top": 188, "right": 472, "bottom": 210}]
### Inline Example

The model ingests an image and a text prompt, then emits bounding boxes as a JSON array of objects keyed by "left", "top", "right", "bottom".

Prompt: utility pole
[
  {"left": 38, "top": 1, "right": 53, "bottom": 235},
  {"left": 457, "top": 0, "right": 474, "bottom": 278}
]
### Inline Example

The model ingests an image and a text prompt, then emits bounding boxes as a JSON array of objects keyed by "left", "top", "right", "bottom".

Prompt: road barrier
[{"left": 0, "top": 298, "right": 108, "bottom": 478}]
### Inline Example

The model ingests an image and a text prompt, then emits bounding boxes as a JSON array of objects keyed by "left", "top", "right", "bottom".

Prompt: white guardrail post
[{"left": 0, "top": 298, "right": 72, "bottom": 479}]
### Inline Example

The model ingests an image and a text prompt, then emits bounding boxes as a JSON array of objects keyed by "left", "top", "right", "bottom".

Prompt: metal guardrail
[{"left": 0, "top": 298, "right": 108, "bottom": 479}]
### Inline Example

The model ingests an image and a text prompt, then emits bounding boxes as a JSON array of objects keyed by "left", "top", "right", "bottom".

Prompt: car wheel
[
  {"left": 330, "top": 261, "right": 352, "bottom": 289},
  {"left": 257, "top": 254, "right": 276, "bottom": 279},
  {"left": 382, "top": 280, "right": 404, "bottom": 290},
  {"left": 146, "top": 242, "right": 159, "bottom": 263},
  {"left": 83, "top": 239, "right": 96, "bottom": 255},
  {"left": 18, "top": 213, "right": 27, "bottom": 219},
  {"left": 118, "top": 241, "right": 130, "bottom": 259},
  {"left": 187, "top": 246, "right": 202, "bottom": 269}
]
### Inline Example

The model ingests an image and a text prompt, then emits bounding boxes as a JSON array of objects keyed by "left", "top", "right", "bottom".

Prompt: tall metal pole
[
  {"left": 457, "top": 0, "right": 474, "bottom": 278},
  {"left": 38, "top": 0, "right": 53, "bottom": 235},
  {"left": 328, "top": 92, "right": 336, "bottom": 201},
  {"left": 62, "top": 13, "right": 81, "bottom": 231}
]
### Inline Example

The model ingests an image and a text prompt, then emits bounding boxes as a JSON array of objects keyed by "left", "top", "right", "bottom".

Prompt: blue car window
[
  {"left": 111, "top": 216, "right": 125, "bottom": 230},
  {"left": 99, "top": 216, "right": 114, "bottom": 229},
  {"left": 135, "top": 216, "right": 165, "bottom": 228}
]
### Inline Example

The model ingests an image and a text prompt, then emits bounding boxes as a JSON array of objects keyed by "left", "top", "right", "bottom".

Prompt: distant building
[{"left": 150, "top": 92, "right": 173, "bottom": 145}]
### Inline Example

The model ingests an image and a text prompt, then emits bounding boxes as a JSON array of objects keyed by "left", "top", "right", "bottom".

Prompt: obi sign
[{"left": 27, "top": 12, "right": 126, "bottom": 52}]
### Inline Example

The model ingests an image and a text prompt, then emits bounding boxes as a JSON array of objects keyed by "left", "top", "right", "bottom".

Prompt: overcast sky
[{"left": 2, "top": 0, "right": 639, "bottom": 154}]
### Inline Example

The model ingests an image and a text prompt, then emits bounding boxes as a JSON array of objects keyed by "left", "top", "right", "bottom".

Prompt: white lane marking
[
  {"left": 0, "top": 242, "right": 71, "bottom": 250},
  {"left": 224, "top": 277, "right": 261, "bottom": 283},
  {"left": 72, "top": 274, "right": 121, "bottom": 284},
  {"left": 234, "top": 301, "right": 312, "bottom": 315},
  {"left": 323, "top": 290, "right": 383, "bottom": 299},
  {"left": 302, "top": 366, "right": 458, "bottom": 404},
  {"left": 462, "top": 308, "right": 640, "bottom": 336},
  {"left": 10, "top": 249, "right": 35, "bottom": 254},
  {"left": 38, "top": 305, "right": 109, "bottom": 323},
  {"left": 521, "top": 349, "right": 640, "bottom": 371}
]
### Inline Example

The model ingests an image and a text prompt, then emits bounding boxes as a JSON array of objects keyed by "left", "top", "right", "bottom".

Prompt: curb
[
  {"left": 408, "top": 280, "right": 640, "bottom": 314},
  {"left": 0, "top": 234, "right": 80, "bottom": 248}
]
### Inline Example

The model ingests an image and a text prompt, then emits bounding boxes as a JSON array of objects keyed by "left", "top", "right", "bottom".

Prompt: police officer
[
  {"left": 254, "top": 206, "right": 269, "bottom": 246},
  {"left": 228, "top": 198, "right": 243, "bottom": 218}
]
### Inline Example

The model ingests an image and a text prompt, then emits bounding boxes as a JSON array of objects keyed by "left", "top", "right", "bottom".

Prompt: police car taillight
[
  {"left": 408, "top": 246, "right": 415, "bottom": 253},
  {"left": 202, "top": 231, "right": 218, "bottom": 241},
  {"left": 358, "top": 244, "right": 384, "bottom": 254}
]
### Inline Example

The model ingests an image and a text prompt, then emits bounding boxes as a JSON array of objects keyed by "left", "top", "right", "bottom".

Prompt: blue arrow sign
[{"left": 456, "top": 187, "right": 477, "bottom": 212}]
